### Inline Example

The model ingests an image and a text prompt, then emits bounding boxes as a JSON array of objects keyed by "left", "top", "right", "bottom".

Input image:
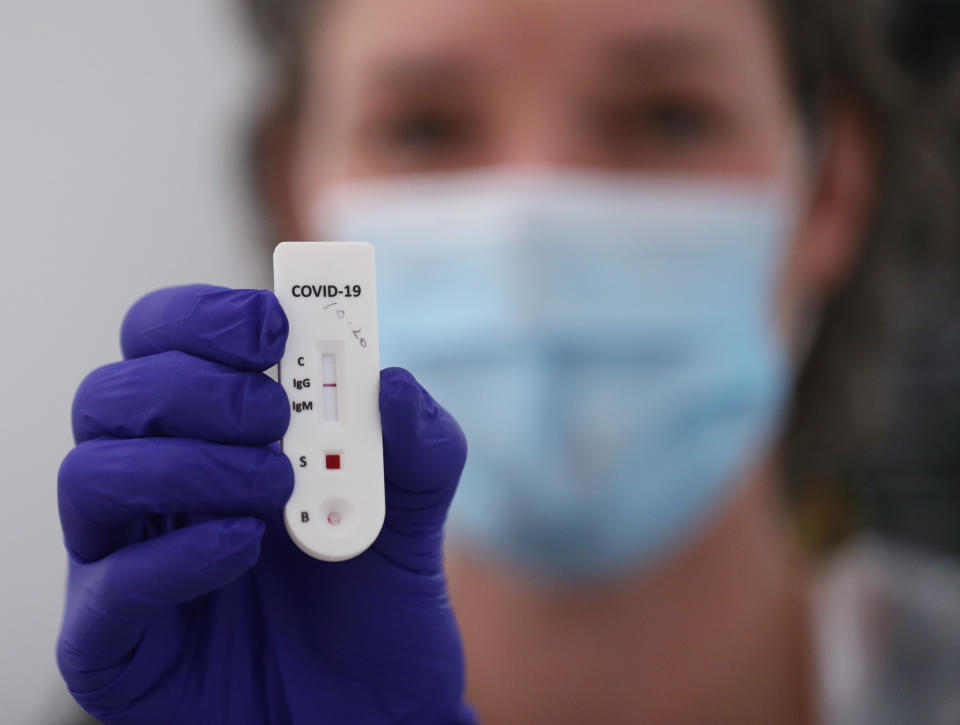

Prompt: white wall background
[{"left": 0, "top": 3, "right": 266, "bottom": 722}]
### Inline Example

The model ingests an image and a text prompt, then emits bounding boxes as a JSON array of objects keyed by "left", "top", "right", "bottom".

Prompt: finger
[
  {"left": 59, "top": 438, "right": 293, "bottom": 561},
  {"left": 72, "top": 350, "right": 289, "bottom": 445},
  {"left": 57, "top": 517, "right": 264, "bottom": 698},
  {"left": 375, "top": 367, "right": 468, "bottom": 574},
  {"left": 121, "top": 285, "right": 288, "bottom": 371}
]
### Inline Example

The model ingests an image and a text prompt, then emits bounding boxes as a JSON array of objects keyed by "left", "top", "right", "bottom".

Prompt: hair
[{"left": 241, "top": 0, "right": 960, "bottom": 556}]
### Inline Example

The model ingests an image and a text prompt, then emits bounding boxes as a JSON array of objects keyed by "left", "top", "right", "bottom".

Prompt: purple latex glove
[{"left": 57, "top": 285, "right": 478, "bottom": 725}]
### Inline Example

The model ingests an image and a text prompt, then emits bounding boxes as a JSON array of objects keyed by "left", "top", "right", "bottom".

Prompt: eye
[
  {"left": 381, "top": 108, "right": 471, "bottom": 154},
  {"left": 599, "top": 95, "right": 724, "bottom": 150},
  {"left": 644, "top": 99, "right": 716, "bottom": 143}
]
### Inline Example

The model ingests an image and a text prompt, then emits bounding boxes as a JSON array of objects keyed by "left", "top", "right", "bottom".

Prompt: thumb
[{"left": 375, "top": 367, "right": 468, "bottom": 574}]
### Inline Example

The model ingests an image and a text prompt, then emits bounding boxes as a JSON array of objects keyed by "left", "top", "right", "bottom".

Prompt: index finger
[{"left": 121, "top": 285, "right": 288, "bottom": 371}]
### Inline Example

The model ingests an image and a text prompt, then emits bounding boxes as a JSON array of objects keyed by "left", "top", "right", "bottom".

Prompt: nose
[{"left": 488, "top": 90, "right": 583, "bottom": 169}]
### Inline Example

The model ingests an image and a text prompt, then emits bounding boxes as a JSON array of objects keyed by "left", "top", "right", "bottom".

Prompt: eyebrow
[
  {"left": 371, "top": 57, "right": 476, "bottom": 91},
  {"left": 607, "top": 34, "right": 733, "bottom": 72},
  {"left": 365, "top": 33, "right": 732, "bottom": 91}
]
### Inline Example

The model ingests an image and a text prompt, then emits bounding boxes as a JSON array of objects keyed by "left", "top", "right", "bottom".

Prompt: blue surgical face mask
[{"left": 315, "top": 169, "right": 793, "bottom": 581}]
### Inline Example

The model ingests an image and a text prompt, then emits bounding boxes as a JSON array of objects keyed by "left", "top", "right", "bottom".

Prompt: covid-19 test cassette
[{"left": 273, "top": 242, "right": 385, "bottom": 561}]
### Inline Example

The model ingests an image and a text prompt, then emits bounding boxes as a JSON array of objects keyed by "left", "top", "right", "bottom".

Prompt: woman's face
[
  {"left": 295, "top": 0, "right": 800, "bottom": 185},
  {"left": 286, "top": 0, "right": 871, "bottom": 325}
]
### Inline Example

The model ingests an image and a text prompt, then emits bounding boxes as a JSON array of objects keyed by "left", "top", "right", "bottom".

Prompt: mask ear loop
[{"left": 783, "top": 115, "right": 836, "bottom": 370}]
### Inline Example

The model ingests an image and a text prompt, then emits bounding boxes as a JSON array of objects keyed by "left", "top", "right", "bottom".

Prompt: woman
[{"left": 58, "top": 0, "right": 959, "bottom": 723}]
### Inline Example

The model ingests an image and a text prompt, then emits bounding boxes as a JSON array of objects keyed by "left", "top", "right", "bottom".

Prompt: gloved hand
[{"left": 57, "top": 285, "right": 477, "bottom": 725}]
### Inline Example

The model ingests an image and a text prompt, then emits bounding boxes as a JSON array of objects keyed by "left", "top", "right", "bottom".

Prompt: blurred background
[
  {"left": 0, "top": 3, "right": 267, "bottom": 722},
  {"left": 0, "top": 1, "right": 958, "bottom": 723}
]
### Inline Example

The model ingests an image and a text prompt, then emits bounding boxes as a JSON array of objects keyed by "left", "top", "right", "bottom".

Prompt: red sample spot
[{"left": 325, "top": 454, "right": 342, "bottom": 470}]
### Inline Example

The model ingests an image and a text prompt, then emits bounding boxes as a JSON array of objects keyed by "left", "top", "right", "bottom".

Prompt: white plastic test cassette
[{"left": 274, "top": 242, "right": 385, "bottom": 561}]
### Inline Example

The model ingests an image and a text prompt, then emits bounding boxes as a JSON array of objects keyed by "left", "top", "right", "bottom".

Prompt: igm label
[{"left": 293, "top": 401, "right": 314, "bottom": 413}]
